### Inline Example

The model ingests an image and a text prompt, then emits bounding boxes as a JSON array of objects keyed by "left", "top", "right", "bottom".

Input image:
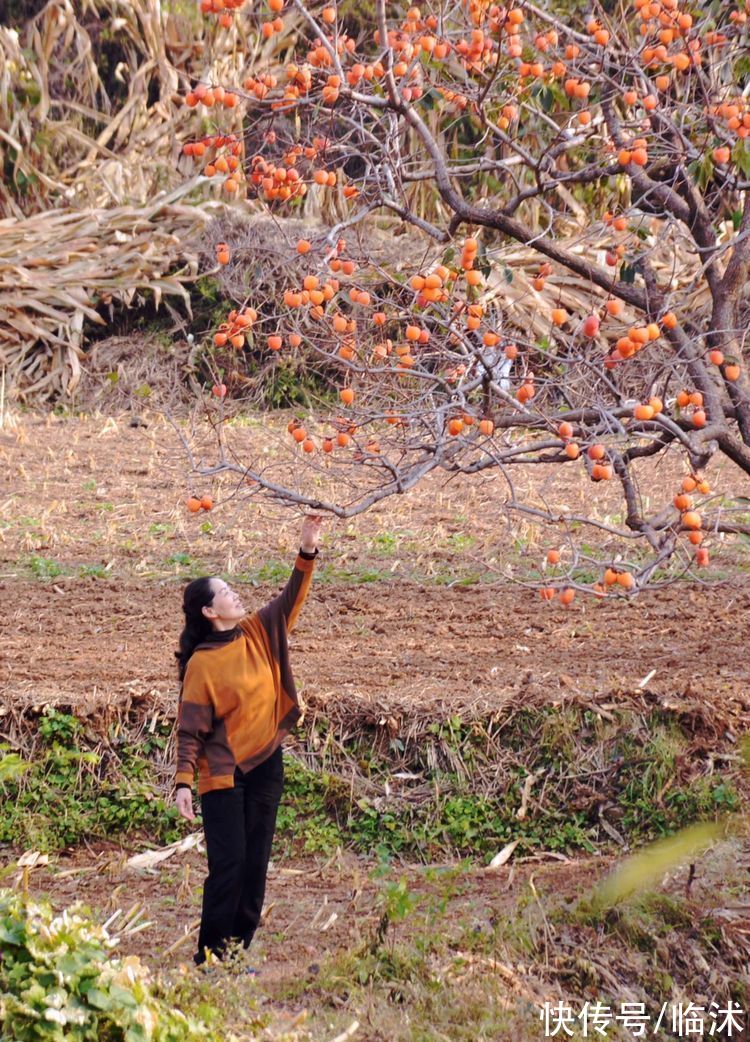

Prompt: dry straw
[
  {"left": 0, "top": 186, "right": 219, "bottom": 400},
  {"left": 0, "top": 0, "right": 716, "bottom": 405}
]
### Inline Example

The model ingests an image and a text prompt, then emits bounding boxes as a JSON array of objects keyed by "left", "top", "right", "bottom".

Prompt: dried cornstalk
[{"left": 0, "top": 183, "right": 220, "bottom": 400}]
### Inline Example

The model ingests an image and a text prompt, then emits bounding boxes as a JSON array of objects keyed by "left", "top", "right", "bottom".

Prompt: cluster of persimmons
[{"left": 177, "top": 0, "right": 750, "bottom": 594}]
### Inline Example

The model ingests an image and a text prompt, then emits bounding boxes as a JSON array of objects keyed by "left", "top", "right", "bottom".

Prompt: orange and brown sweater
[{"left": 175, "top": 551, "right": 316, "bottom": 795}]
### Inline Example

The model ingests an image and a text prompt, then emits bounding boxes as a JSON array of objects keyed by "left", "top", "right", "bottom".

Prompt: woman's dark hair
[{"left": 175, "top": 577, "right": 216, "bottom": 682}]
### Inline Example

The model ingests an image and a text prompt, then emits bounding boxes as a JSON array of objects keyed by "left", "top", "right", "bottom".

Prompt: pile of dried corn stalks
[
  {"left": 0, "top": 186, "right": 218, "bottom": 400},
  {"left": 0, "top": 0, "right": 257, "bottom": 402}
]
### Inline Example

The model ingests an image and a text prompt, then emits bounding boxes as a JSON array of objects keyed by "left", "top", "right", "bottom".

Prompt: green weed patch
[
  {"left": 0, "top": 709, "right": 183, "bottom": 852},
  {"left": 0, "top": 702, "right": 742, "bottom": 862}
]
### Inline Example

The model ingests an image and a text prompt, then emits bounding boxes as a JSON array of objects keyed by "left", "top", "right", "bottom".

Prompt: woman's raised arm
[{"left": 258, "top": 514, "right": 324, "bottom": 633}]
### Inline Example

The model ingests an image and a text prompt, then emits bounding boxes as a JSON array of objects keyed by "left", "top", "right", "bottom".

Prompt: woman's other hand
[
  {"left": 176, "top": 787, "right": 195, "bottom": 821},
  {"left": 300, "top": 513, "right": 323, "bottom": 553}
]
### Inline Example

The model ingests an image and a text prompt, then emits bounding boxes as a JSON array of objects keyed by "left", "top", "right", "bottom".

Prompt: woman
[{"left": 173, "top": 513, "right": 323, "bottom": 968}]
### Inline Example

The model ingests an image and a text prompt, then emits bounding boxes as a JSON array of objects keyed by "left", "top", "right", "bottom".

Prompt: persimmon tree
[{"left": 175, "top": 0, "right": 750, "bottom": 596}]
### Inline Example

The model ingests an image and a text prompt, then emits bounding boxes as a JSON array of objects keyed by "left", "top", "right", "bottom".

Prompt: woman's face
[{"left": 203, "top": 577, "right": 245, "bottom": 627}]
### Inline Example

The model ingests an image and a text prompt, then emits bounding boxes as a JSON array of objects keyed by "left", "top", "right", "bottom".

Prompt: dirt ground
[
  {"left": 3, "top": 409, "right": 750, "bottom": 716},
  {"left": 4, "top": 559, "right": 750, "bottom": 745},
  {"left": 11, "top": 835, "right": 750, "bottom": 1039},
  {"left": 19, "top": 840, "right": 609, "bottom": 976},
  {"left": 2, "top": 409, "right": 750, "bottom": 1038}
]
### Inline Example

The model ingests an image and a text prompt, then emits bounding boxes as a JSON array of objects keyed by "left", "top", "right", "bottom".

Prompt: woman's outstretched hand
[
  {"left": 300, "top": 513, "right": 323, "bottom": 553},
  {"left": 175, "top": 788, "right": 195, "bottom": 822}
]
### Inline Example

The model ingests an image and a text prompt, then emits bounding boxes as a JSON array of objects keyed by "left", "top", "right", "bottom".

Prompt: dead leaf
[{"left": 487, "top": 839, "right": 520, "bottom": 870}]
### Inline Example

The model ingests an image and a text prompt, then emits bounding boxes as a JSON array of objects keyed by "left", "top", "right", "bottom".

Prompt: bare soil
[
  {"left": 21, "top": 841, "right": 611, "bottom": 976},
  {"left": 3, "top": 409, "right": 750, "bottom": 717}
]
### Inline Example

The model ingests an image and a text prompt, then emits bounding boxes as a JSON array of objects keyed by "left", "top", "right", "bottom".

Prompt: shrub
[{"left": 0, "top": 889, "right": 226, "bottom": 1041}]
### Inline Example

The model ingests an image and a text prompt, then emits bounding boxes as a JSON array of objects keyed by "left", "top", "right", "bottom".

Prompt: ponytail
[{"left": 175, "top": 576, "right": 216, "bottom": 683}]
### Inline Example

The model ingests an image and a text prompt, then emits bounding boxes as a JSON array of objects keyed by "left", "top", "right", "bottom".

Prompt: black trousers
[{"left": 194, "top": 746, "right": 284, "bottom": 965}]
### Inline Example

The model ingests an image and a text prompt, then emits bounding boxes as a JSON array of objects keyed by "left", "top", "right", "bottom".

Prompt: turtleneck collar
[{"left": 197, "top": 624, "right": 242, "bottom": 648}]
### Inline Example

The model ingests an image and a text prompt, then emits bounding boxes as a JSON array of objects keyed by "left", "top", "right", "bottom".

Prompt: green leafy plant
[
  {"left": 0, "top": 710, "right": 184, "bottom": 852},
  {"left": 0, "top": 889, "right": 226, "bottom": 1041},
  {"left": 78, "top": 563, "right": 112, "bottom": 578},
  {"left": 27, "top": 556, "right": 64, "bottom": 580},
  {"left": 0, "top": 751, "right": 33, "bottom": 785}
]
